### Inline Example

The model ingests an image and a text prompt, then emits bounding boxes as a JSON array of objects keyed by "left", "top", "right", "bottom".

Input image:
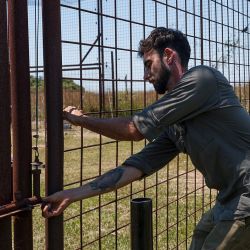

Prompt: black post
[{"left": 131, "top": 198, "right": 153, "bottom": 250}]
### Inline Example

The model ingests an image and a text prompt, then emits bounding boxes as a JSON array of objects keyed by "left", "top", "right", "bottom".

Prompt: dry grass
[
  {"left": 31, "top": 89, "right": 158, "bottom": 122},
  {"left": 31, "top": 84, "right": 250, "bottom": 122}
]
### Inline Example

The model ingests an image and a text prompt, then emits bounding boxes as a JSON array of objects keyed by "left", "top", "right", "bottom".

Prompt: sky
[{"left": 27, "top": 0, "right": 250, "bottom": 92}]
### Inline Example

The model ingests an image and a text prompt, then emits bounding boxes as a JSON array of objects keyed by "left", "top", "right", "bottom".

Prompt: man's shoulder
[
  {"left": 183, "top": 65, "right": 230, "bottom": 86},
  {"left": 179, "top": 65, "right": 217, "bottom": 88},
  {"left": 185, "top": 65, "right": 215, "bottom": 77}
]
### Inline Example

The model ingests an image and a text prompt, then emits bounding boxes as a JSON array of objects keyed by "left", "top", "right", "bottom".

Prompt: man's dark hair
[{"left": 138, "top": 27, "right": 191, "bottom": 69}]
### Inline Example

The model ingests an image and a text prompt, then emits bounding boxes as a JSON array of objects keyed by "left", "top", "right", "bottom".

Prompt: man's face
[{"left": 143, "top": 49, "right": 171, "bottom": 94}]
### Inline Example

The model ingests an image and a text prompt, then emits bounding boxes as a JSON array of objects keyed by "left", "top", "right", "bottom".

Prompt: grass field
[{"left": 31, "top": 127, "right": 216, "bottom": 250}]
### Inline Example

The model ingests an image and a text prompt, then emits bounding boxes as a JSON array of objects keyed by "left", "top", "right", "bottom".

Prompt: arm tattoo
[{"left": 90, "top": 167, "right": 124, "bottom": 191}]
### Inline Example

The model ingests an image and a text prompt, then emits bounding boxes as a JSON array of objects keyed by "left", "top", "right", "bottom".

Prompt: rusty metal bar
[
  {"left": 8, "top": 0, "right": 33, "bottom": 249},
  {"left": 0, "top": 196, "right": 42, "bottom": 219},
  {"left": 42, "top": 1, "right": 64, "bottom": 249},
  {"left": 0, "top": 0, "right": 12, "bottom": 249}
]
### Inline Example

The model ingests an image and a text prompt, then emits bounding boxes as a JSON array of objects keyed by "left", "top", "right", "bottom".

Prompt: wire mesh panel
[{"left": 27, "top": 0, "right": 250, "bottom": 249}]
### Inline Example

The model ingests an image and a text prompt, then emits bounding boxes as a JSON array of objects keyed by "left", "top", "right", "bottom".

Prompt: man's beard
[{"left": 153, "top": 62, "right": 171, "bottom": 94}]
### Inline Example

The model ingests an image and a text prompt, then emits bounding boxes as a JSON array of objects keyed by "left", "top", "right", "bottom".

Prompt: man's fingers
[
  {"left": 63, "top": 106, "right": 84, "bottom": 115},
  {"left": 42, "top": 203, "right": 53, "bottom": 218},
  {"left": 42, "top": 203, "right": 66, "bottom": 218},
  {"left": 53, "top": 204, "right": 65, "bottom": 217},
  {"left": 63, "top": 106, "right": 77, "bottom": 112},
  {"left": 42, "top": 203, "right": 61, "bottom": 218},
  {"left": 63, "top": 106, "right": 76, "bottom": 116}
]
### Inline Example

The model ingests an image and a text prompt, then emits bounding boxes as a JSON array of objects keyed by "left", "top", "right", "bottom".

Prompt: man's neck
[{"left": 167, "top": 64, "right": 185, "bottom": 91}]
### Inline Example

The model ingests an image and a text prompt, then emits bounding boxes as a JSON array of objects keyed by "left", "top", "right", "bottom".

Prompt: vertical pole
[
  {"left": 111, "top": 51, "right": 116, "bottom": 111},
  {"left": 97, "top": 0, "right": 105, "bottom": 113},
  {"left": 42, "top": 1, "right": 64, "bottom": 249},
  {"left": 8, "top": 0, "right": 33, "bottom": 249},
  {"left": 0, "top": 0, "right": 12, "bottom": 248},
  {"left": 131, "top": 198, "right": 153, "bottom": 250},
  {"left": 248, "top": 1, "right": 250, "bottom": 113},
  {"left": 200, "top": 0, "right": 204, "bottom": 65}
]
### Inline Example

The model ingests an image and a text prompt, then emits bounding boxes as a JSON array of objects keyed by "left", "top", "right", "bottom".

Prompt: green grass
[{"left": 31, "top": 127, "right": 216, "bottom": 250}]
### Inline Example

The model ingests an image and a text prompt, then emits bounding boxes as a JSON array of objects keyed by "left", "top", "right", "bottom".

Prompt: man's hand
[
  {"left": 63, "top": 106, "right": 86, "bottom": 126},
  {"left": 41, "top": 190, "right": 72, "bottom": 218}
]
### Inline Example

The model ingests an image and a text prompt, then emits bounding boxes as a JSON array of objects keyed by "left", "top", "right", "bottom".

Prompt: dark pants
[{"left": 190, "top": 210, "right": 250, "bottom": 250}]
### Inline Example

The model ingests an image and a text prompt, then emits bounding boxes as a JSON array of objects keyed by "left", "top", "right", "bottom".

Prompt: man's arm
[
  {"left": 42, "top": 165, "right": 143, "bottom": 218},
  {"left": 63, "top": 106, "right": 144, "bottom": 141}
]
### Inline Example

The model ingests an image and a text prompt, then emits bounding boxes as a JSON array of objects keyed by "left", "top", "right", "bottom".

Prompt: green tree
[{"left": 30, "top": 75, "right": 84, "bottom": 91}]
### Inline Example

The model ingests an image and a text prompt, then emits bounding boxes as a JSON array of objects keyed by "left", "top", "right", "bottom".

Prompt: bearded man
[{"left": 42, "top": 27, "right": 250, "bottom": 250}]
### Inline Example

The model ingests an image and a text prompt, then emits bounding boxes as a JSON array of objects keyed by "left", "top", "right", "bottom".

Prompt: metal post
[
  {"left": 111, "top": 51, "right": 116, "bottom": 111},
  {"left": 131, "top": 198, "right": 153, "bottom": 250},
  {"left": 0, "top": 0, "right": 12, "bottom": 249},
  {"left": 8, "top": 0, "right": 33, "bottom": 249},
  {"left": 42, "top": 1, "right": 64, "bottom": 249},
  {"left": 200, "top": 0, "right": 204, "bottom": 65}
]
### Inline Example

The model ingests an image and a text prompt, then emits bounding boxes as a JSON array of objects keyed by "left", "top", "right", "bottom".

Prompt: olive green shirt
[{"left": 124, "top": 65, "right": 250, "bottom": 221}]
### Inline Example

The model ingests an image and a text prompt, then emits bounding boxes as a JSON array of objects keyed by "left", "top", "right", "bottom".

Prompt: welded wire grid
[{"left": 27, "top": 0, "right": 250, "bottom": 249}]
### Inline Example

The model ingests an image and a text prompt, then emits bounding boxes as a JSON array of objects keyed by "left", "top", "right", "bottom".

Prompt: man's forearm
[
  {"left": 76, "top": 116, "right": 144, "bottom": 141},
  {"left": 63, "top": 106, "right": 144, "bottom": 141},
  {"left": 68, "top": 165, "right": 143, "bottom": 202}
]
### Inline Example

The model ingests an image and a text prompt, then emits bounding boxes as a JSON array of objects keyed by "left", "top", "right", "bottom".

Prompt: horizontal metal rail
[{"left": 0, "top": 196, "right": 42, "bottom": 219}]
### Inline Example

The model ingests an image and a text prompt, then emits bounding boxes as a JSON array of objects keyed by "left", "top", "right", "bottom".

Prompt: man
[{"left": 42, "top": 27, "right": 250, "bottom": 249}]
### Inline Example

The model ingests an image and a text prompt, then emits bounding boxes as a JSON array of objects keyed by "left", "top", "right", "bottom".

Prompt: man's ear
[{"left": 163, "top": 48, "right": 175, "bottom": 65}]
